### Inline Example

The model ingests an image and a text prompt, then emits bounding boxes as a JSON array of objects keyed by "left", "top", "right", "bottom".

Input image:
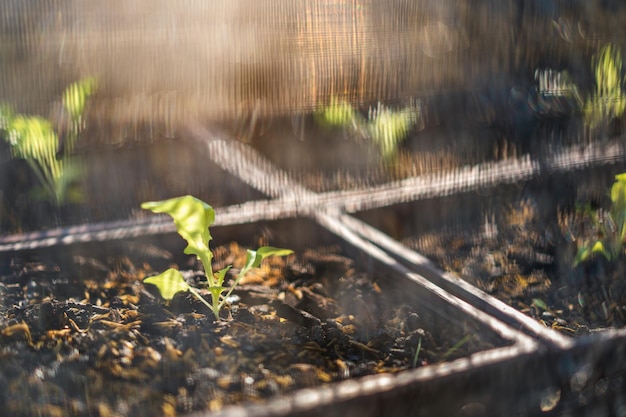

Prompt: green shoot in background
[
  {"left": 367, "top": 103, "right": 420, "bottom": 160},
  {"left": 574, "top": 173, "right": 626, "bottom": 265},
  {"left": 314, "top": 97, "right": 360, "bottom": 130},
  {"left": 141, "top": 195, "right": 293, "bottom": 320},
  {"left": 61, "top": 77, "right": 98, "bottom": 156},
  {"left": 0, "top": 77, "right": 96, "bottom": 204},
  {"left": 584, "top": 43, "right": 626, "bottom": 130},
  {"left": 315, "top": 97, "right": 421, "bottom": 161}
]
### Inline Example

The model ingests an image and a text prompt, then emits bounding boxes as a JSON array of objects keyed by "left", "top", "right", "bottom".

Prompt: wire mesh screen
[
  {"left": 1, "top": 1, "right": 626, "bottom": 416},
  {"left": 0, "top": 1, "right": 625, "bottom": 226},
  {"left": 0, "top": 0, "right": 490, "bottom": 124}
]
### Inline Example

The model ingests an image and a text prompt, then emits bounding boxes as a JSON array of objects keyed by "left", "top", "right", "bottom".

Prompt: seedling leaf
[
  {"left": 256, "top": 246, "right": 294, "bottom": 259},
  {"left": 219, "top": 246, "right": 293, "bottom": 306},
  {"left": 141, "top": 195, "right": 214, "bottom": 267},
  {"left": 591, "top": 240, "right": 611, "bottom": 260},
  {"left": 612, "top": 174, "right": 626, "bottom": 213},
  {"left": 532, "top": 298, "right": 548, "bottom": 311},
  {"left": 241, "top": 246, "right": 293, "bottom": 275},
  {"left": 214, "top": 265, "right": 232, "bottom": 287},
  {"left": 62, "top": 77, "right": 97, "bottom": 121},
  {"left": 144, "top": 268, "right": 190, "bottom": 300},
  {"left": 315, "top": 97, "right": 358, "bottom": 128},
  {"left": 574, "top": 245, "right": 591, "bottom": 266}
]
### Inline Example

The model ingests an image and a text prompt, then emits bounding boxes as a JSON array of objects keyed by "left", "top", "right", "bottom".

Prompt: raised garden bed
[
  {"left": 2, "top": 3, "right": 626, "bottom": 415},
  {"left": 349, "top": 162, "right": 626, "bottom": 338},
  {"left": 0, "top": 213, "right": 538, "bottom": 417},
  {"left": 2, "top": 119, "right": 626, "bottom": 416}
]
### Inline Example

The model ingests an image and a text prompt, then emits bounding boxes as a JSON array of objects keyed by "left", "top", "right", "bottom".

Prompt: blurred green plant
[
  {"left": 61, "top": 77, "right": 97, "bottom": 156},
  {"left": 0, "top": 77, "right": 96, "bottom": 204},
  {"left": 315, "top": 97, "right": 360, "bottom": 130},
  {"left": 584, "top": 43, "right": 626, "bottom": 130},
  {"left": 367, "top": 103, "right": 420, "bottom": 160},
  {"left": 142, "top": 195, "right": 293, "bottom": 320},
  {"left": 315, "top": 97, "right": 421, "bottom": 161},
  {"left": 574, "top": 173, "right": 626, "bottom": 265}
]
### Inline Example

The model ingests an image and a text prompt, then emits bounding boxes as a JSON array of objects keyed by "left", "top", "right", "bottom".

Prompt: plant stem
[
  {"left": 218, "top": 271, "right": 246, "bottom": 311},
  {"left": 442, "top": 334, "right": 472, "bottom": 360},
  {"left": 412, "top": 336, "right": 422, "bottom": 369},
  {"left": 188, "top": 287, "right": 220, "bottom": 320},
  {"left": 198, "top": 260, "right": 223, "bottom": 320}
]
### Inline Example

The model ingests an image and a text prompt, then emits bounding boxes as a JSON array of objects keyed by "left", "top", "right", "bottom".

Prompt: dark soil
[
  {"left": 0, "top": 242, "right": 500, "bottom": 417},
  {"left": 403, "top": 196, "right": 626, "bottom": 337}
]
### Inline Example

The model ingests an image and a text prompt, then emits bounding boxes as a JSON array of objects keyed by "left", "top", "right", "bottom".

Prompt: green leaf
[
  {"left": 315, "top": 97, "right": 358, "bottom": 128},
  {"left": 144, "top": 268, "right": 190, "bottom": 300},
  {"left": 62, "top": 77, "right": 97, "bottom": 121},
  {"left": 532, "top": 298, "right": 548, "bottom": 311},
  {"left": 368, "top": 106, "right": 416, "bottom": 160},
  {"left": 584, "top": 43, "right": 626, "bottom": 129},
  {"left": 577, "top": 291, "right": 585, "bottom": 307},
  {"left": 592, "top": 240, "right": 613, "bottom": 261},
  {"left": 141, "top": 195, "right": 215, "bottom": 267},
  {"left": 442, "top": 334, "right": 472, "bottom": 360},
  {"left": 240, "top": 246, "right": 293, "bottom": 276},
  {"left": 218, "top": 246, "right": 293, "bottom": 311},
  {"left": 0, "top": 105, "right": 14, "bottom": 130},
  {"left": 7, "top": 115, "right": 57, "bottom": 161},
  {"left": 591, "top": 240, "right": 606, "bottom": 254},
  {"left": 611, "top": 173, "right": 626, "bottom": 211},
  {"left": 214, "top": 265, "right": 232, "bottom": 287},
  {"left": 574, "top": 245, "right": 592, "bottom": 266},
  {"left": 256, "top": 246, "right": 294, "bottom": 259}
]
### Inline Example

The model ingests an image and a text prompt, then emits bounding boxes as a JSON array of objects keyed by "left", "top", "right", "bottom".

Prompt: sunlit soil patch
[
  {"left": 0, "top": 242, "right": 503, "bottom": 416},
  {"left": 403, "top": 198, "right": 626, "bottom": 336}
]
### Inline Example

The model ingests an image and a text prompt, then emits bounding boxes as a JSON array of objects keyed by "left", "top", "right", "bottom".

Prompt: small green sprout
[
  {"left": 60, "top": 77, "right": 97, "bottom": 156},
  {"left": 141, "top": 195, "right": 293, "bottom": 320},
  {"left": 315, "top": 97, "right": 421, "bottom": 161},
  {"left": 314, "top": 97, "right": 360, "bottom": 130},
  {"left": 574, "top": 173, "right": 626, "bottom": 265},
  {"left": 0, "top": 77, "right": 96, "bottom": 204},
  {"left": 584, "top": 43, "right": 626, "bottom": 130},
  {"left": 442, "top": 334, "right": 472, "bottom": 360},
  {"left": 411, "top": 336, "right": 422, "bottom": 369},
  {"left": 367, "top": 103, "right": 419, "bottom": 161}
]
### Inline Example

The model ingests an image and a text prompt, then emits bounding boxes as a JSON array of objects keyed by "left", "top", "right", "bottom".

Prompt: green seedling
[
  {"left": 314, "top": 97, "right": 361, "bottom": 130},
  {"left": 141, "top": 195, "right": 293, "bottom": 320},
  {"left": 411, "top": 336, "right": 422, "bottom": 369},
  {"left": 584, "top": 43, "right": 626, "bottom": 130},
  {"left": 441, "top": 334, "right": 472, "bottom": 360},
  {"left": 574, "top": 173, "right": 626, "bottom": 265},
  {"left": 367, "top": 103, "right": 419, "bottom": 160},
  {"left": 0, "top": 77, "right": 96, "bottom": 204},
  {"left": 315, "top": 97, "right": 421, "bottom": 161}
]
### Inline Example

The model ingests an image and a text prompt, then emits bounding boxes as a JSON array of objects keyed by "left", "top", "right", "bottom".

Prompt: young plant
[
  {"left": 0, "top": 77, "right": 96, "bottom": 204},
  {"left": 314, "top": 96, "right": 361, "bottom": 130},
  {"left": 584, "top": 43, "right": 626, "bottom": 130},
  {"left": 141, "top": 195, "right": 293, "bottom": 320},
  {"left": 574, "top": 173, "right": 626, "bottom": 265},
  {"left": 315, "top": 97, "right": 422, "bottom": 161},
  {"left": 367, "top": 102, "right": 420, "bottom": 161}
]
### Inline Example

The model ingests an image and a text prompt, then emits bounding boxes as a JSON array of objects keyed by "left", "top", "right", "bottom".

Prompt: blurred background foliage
[
  {"left": 584, "top": 44, "right": 626, "bottom": 130},
  {"left": 2, "top": 1, "right": 626, "bottom": 230},
  {"left": 0, "top": 78, "right": 95, "bottom": 206}
]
